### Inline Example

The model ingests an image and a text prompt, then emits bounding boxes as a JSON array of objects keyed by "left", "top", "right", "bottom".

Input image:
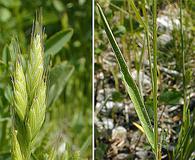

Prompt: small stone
[
  {"left": 102, "top": 118, "right": 114, "bottom": 130},
  {"left": 113, "top": 153, "right": 131, "bottom": 160},
  {"left": 158, "top": 34, "right": 172, "bottom": 46},
  {"left": 106, "top": 101, "right": 115, "bottom": 109},
  {"left": 112, "top": 126, "right": 127, "bottom": 140}
]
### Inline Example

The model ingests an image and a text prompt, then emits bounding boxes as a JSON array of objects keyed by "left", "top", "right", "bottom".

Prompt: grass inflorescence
[
  {"left": 0, "top": 1, "right": 92, "bottom": 159},
  {"left": 11, "top": 14, "right": 46, "bottom": 160}
]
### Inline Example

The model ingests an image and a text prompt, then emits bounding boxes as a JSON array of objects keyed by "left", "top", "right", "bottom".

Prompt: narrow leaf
[{"left": 97, "top": 3, "right": 154, "bottom": 149}]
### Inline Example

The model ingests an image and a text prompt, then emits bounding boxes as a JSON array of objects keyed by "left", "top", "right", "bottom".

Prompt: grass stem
[
  {"left": 152, "top": 0, "right": 159, "bottom": 159},
  {"left": 180, "top": 0, "right": 187, "bottom": 122},
  {"left": 178, "top": 0, "right": 187, "bottom": 159}
]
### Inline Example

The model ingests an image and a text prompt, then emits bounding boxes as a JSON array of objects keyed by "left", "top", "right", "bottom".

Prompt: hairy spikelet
[
  {"left": 13, "top": 59, "right": 27, "bottom": 121},
  {"left": 27, "top": 32, "right": 44, "bottom": 103},
  {"left": 26, "top": 17, "right": 46, "bottom": 141},
  {"left": 12, "top": 130, "right": 23, "bottom": 160},
  {"left": 27, "top": 81, "right": 46, "bottom": 139},
  {"left": 11, "top": 13, "right": 46, "bottom": 159}
]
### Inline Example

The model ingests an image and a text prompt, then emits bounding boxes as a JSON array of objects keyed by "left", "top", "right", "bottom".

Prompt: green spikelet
[
  {"left": 12, "top": 130, "right": 23, "bottom": 160},
  {"left": 26, "top": 23, "right": 44, "bottom": 103},
  {"left": 27, "top": 81, "right": 46, "bottom": 140},
  {"left": 11, "top": 12, "right": 46, "bottom": 160},
  {"left": 25, "top": 13, "right": 46, "bottom": 141},
  {"left": 13, "top": 59, "right": 27, "bottom": 121}
]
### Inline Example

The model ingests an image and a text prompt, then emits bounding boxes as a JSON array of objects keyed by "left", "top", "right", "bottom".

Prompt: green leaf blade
[
  {"left": 45, "top": 28, "right": 73, "bottom": 57},
  {"left": 97, "top": 3, "right": 154, "bottom": 149}
]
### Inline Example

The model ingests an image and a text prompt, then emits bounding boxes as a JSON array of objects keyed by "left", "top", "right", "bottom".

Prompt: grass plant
[{"left": 173, "top": 1, "right": 195, "bottom": 159}]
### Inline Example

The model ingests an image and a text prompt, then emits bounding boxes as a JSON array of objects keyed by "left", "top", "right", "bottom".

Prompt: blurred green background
[{"left": 0, "top": 0, "right": 92, "bottom": 159}]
